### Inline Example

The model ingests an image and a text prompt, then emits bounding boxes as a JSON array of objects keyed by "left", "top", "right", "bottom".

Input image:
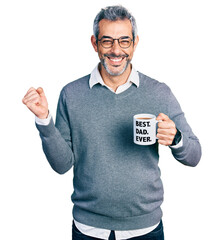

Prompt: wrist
[
  {"left": 35, "top": 111, "right": 51, "bottom": 126},
  {"left": 36, "top": 110, "right": 49, "bottom": 119}
]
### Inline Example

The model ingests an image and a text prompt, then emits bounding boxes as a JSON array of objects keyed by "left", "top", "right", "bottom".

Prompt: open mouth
[
  {"left": 108, "top": 57, "right": 124, "bottom": 62},
  {"left": 104, "top": 54, "right": 129, "bottom": 66},
  {"left": 108, "top": 57, "right": 124, "bottom": 65}
]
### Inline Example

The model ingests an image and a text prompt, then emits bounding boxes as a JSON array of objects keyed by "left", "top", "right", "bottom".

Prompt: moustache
[{"left": 104, "top": 53, "right": 129, "bottom": 58}]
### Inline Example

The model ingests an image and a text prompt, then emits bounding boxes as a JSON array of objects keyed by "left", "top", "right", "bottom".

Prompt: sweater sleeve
[
  {"left": 36, "top": 89, "right": 75, "bottom": 174},
  {"left": 167, "top": 87, "right": 202, "bottom": 167}
]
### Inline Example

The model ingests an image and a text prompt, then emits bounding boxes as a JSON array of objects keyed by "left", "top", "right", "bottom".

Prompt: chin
[
  {"left": 101, "top": 59, "right": 131, "bottom": 76},
  {"left": 108, "top": 68, "right": 126, "bottom": 76}
]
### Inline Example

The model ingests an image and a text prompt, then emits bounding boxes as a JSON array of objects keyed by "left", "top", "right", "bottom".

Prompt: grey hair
[{"left": 93, "top": 5, "right": 138, "bottom": 41}]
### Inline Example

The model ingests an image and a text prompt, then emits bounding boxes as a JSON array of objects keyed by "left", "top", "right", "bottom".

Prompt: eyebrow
[{"left": 101, "top": 35, "right": 130, "bottom": 39}]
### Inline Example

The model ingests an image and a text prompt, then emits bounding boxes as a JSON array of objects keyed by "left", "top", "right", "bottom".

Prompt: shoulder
[
  {"left": 61, "top": 74, "right": 91, "bottom": 96},
  {"left": 138, "top": 71, "right": 171, "bottom": 94}
]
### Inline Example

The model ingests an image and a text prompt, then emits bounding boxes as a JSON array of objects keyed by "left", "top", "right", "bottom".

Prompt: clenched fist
[{"left": 22, "top": 87, "right": 49, "bottom": 119}]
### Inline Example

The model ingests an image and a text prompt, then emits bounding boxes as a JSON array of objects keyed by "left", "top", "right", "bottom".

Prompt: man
[{"left": 22, "top": 5, "right": 201, "bottom": 240}]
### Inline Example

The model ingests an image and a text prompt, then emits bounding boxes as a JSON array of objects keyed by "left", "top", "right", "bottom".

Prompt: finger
[
  {"left": 157, "top": 133, "right": 174, "bottom": 141},
  {"left": 24, "top": 90, "right": 38, "bottom": 99},
  {"left": 23, "top": 90, "right": 41, "bottom": 104},
  {"left": 36, "top": 87, "right": 45, "bottom": 97},
  {"left": 157, "top": 133, "right": 174, "bottom": 145},
  {"left": 26, "top": 99, "right": 38, "bottom": 109},
  {"left": 23, "top": 91, "right": 39, "bottom": 104},
  {"left": 158, "top": 139, "right": 172, "bottom": 146},
  {"left": 27, "top": 87, "right": 36, "bottom": 93},
  {"left": 23, "top": 97, "right": 41, "bottom": 108},
  {"left": 23, "top": 88, "right": 37, "bottom": 100},
  {"left": 24, "top": 89, "right": 35, "bottom": 98},
  {"left": 158, "top": 122, "right": 168, "bottom": 129},
  {"left": 157, "top": 128, "right": 177, "bottom": 136},
  {"left": 25, "top": 87, "right": 37, "bottom": 96},
  {"left": 24, "top": 94, "right": 40, "bottom": 105},
  {"left": 158, "top": 121, "right": 175, "bottom": 129}
]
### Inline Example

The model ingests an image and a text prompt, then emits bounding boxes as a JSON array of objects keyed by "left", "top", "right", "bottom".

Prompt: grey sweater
[{"left": 36, "top": 72, "right": 201, "bottom": 230}]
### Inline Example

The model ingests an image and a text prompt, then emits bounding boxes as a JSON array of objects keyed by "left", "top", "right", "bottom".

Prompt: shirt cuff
[
  {"left": 35, "top": 112, "right": 52, "bottom": 126},
  {"left": 170, "top": 129, "right": 183, "bottom": 149},
  {"left": 169, "top": 136, "right": 183, "bottom": 149}
]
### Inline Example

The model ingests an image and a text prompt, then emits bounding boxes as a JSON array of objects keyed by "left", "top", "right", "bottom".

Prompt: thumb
[
  {"left": 36, "top": 87, "right": 45, "bottom": 97},
  {"left": 156, "top": 113, "right": 169, "bottom": 121}
]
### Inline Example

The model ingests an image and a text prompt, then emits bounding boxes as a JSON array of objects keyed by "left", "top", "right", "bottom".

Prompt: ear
[
  {"left": 133, "top": 35, "right": 139, "bottom": 51},
  {"left": 91, "top": 35, "right": 98, "bottom": 52}
]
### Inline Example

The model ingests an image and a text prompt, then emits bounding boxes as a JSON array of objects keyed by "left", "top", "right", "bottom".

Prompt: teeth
[{"left": 109, "top": 58, "right": 122, "bottom": 62}]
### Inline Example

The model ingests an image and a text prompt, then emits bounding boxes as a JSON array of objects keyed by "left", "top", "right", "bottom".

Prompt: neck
[{"left": 99, "top": 64, "right": 132, "bottom": 92}]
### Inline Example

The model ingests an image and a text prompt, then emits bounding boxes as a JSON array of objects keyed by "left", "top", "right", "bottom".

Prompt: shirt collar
[{"left": 89, "top": 63, "right": 139, "bottom": 89}]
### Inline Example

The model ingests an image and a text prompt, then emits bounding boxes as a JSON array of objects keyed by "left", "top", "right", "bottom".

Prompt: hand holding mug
[{"left": 156, "top": 113, "right": 177, "bottom": 146}]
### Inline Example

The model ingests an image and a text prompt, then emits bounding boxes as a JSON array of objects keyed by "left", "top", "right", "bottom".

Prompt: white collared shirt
[
  {"left": 36, "top": 64, "right": 183, "bottom": 239},
  {"left": 89, "top": 64, "right": 139, "bottom": 94}
]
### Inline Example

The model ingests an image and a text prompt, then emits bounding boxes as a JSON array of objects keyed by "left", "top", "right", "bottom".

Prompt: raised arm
[{"left": 22, "top": 87, "right": 75, "bottom": 174}]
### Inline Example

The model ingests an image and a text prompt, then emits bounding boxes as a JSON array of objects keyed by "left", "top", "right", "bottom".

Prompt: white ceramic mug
[{"left": 133, "top": 114, "right": 161, "bottom": 145}]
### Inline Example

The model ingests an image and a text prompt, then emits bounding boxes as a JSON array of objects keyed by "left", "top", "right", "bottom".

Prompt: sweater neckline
[
  {"left": 91, "top": 72, "right": 142, "bottom": 99},
  {"left": 93, "top": 81, "right": 139, "bottom": 99}
]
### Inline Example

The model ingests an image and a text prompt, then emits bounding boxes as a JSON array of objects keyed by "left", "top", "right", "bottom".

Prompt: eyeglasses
[{"left": 98, "top": 36, "right": 133, "bottom": 49}]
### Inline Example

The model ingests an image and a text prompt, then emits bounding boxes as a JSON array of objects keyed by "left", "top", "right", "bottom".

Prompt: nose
[{"left": 111, "top": 39, "right": 122, "bottom": 55}]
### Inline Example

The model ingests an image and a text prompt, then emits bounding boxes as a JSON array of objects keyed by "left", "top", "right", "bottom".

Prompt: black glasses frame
[{"left": 97, "top": 36, "right": 133, "bottom": 49}]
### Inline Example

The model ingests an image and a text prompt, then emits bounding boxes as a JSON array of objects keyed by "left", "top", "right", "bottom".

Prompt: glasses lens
[
  {"left": 100, "top": 38, "right": 113, "bottom": 48},
  {"left": 119, "top": 37, "right": 132, "bottom": 48}
]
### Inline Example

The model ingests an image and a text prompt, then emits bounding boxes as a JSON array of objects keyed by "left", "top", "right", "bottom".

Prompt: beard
[{"left": 100, "top": 53, "right": 131, "bottom": 76}]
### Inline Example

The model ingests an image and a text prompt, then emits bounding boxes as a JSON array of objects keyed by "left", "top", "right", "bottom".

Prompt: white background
[{"left": 0, "top": 0, "right": 223, "bottom": 239}]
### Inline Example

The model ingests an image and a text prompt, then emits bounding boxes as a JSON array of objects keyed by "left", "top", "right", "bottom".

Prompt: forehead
[{"left": 98, "top": 19, "right": 132, "bottom": 38}]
